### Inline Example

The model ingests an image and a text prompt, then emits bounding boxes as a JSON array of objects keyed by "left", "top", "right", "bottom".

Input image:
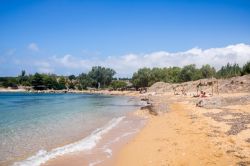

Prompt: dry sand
[
  {"left": 116, "top": 93, "right": 250, "bottom": 166},
  {"left": 0, "top": 87, "right": 26, "bottom": 92}
]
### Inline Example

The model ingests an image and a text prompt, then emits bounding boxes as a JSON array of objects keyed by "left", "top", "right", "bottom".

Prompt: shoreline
[
  {"left": 0, "top": 88, "right": 140, "bottom": 97},
  {"left": 3, "top": 74, "right": 250, "bottom": 165},
  {"left": 9, "top": 94, "right": 147, "bottom": 166},
  {"left": 41, "top": 110, "right": 147, "bottom": 166},
  {"left": 8, "top": 91, "right": 250, "bottom": 165},
  {"left": 0, "top": 92, "right": 144, "bottom": 166},
  {"left": 9, "top": 112, "right": 146, "bottom": 166}
]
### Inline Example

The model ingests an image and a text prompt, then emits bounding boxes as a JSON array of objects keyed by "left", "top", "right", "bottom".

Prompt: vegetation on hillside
[
  {"left": 132, "top": 62, "right": 250, "bottom": 88},
  {"left": 1, "top": 62, "right": 250, "bottom": 90}
]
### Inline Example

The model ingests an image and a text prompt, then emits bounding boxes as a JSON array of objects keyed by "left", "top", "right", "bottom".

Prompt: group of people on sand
[
  {"left": 193, "top": 90, "right": 208, "bottom": 98},
  {"left": 172, "top": 82, "right": 212, "bottom": 98}
]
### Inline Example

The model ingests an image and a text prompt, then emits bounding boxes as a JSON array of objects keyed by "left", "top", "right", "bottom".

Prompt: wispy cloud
[
  {"left": 27, "top": 43, "right": 39, "bottom": 52},
  {"left": 32, "top": 43, "right": 250, "bottom": 76},
  {"left": 0, "top": 48, "right": 16, "bottom": 64},
  {"left": 51, "top": 54, "right": 91, "bottom": 69},
  {"left": 6, "top": 48, "right": 16, "bottom": 56},
  {"left": 34, "top": 61, "right": 54, "bottom": 73}
]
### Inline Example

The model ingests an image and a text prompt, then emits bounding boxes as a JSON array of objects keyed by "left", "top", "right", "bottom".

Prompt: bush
[{"left": 111, "top": 80, "right": 127, "bottom": 90}]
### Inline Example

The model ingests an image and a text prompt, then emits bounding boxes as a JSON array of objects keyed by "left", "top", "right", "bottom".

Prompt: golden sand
[
  {"left": 42, "top": 92, "right": 250, "bottom": 166},
  {"left": 116, "top": 94, "right": 250, "bottom": 166}
]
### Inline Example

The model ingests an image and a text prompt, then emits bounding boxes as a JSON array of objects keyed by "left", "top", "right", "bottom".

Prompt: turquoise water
[{"left": 0, "top": 92, "right": 142, "bottom": 166}]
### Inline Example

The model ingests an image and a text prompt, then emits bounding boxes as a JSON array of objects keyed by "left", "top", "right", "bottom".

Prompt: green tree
[
  {"left": 67, "top": 75, "right": 76, "bottom": 89},
  {"left": 149, "top": 68, "right": 165, "bottom": 85},
  {"left": 110, "top": 80, "right": 127, "bottom": 90},
  {"left": 165, "top": 67, "right": 182, "bottom": 83},
  {"left": 179, "top": 64, "right": 202, "bottom": 82},
  {"left": 32, "top": 73, "right": 45, "bottom": 89},
  {"left": 68, "top": 82, "right": 75, "bottom": 89},
  {"left": 78, "top": 73, "right": 92, "bottom": 90},
  {"left": 17, "top": 70, "right": 30, "bottom": 85},
  {"left": 0, "top": 77, "right": 18, "bottom": 88},
  {"left": 57, "top": 77, "right": 67, "bottom": 90},
  {"left": 43, "top": 75, "right": 59, "bottom": 89},
  {"left": 132, "top": 68, "right": 152, "bottom": 88},
  {"left": 216, "top": 63, "right": 241, "bottom": 78},
  {"left": 242, "top": 61, "right": 250, "bottom": 74},
  {"left": 88, "top": 66, "right": 116, "bottom": 88},
  {"left": 200, "top": 64, "right": 216, "bottom": 78},
  {"left": 68, "top": 75, "right": 76, "bottom": 81}
]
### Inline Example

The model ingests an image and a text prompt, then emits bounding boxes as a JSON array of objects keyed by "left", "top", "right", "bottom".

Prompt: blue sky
[{"left": 1, "top": 0, "right": 250, "bottom": 77}]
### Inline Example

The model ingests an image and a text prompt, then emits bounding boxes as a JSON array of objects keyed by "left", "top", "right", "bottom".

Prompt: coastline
[
  {"left": 29, "top": 91, "right": 250, "bottom": 166},
  {"left": 41, "top": 110, "right": 147, "bottom": 166},
  {"left": 0, "top": 92, "right": 145, "bottom": 166},
  {"left": 2, "top": 74, "right": 250, "bottom": 165},
  {"left": 7, "top": 92, "right": 146, "bottom": 166},
  {"left": 0, "top": 88, "right": 139, "bottom": 97}
]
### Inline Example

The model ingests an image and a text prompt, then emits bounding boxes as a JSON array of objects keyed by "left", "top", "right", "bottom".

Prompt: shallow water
[{"left": 0, "top": 92, "right": 143, "bottom": 166}]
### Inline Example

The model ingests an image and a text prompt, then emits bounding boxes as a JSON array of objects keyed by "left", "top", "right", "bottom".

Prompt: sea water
[{"left": 0, "top": 92, "right": 144, "bottom": 166}]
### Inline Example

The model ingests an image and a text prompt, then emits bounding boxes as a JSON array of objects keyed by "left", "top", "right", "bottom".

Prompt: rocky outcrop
[{"left": 148, "top": 74, "right": 250, "bottom": 95}]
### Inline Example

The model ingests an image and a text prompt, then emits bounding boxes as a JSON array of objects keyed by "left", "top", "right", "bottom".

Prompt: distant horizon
[{"left": 1, "top": 0, "right": 250, "bottom": 77}]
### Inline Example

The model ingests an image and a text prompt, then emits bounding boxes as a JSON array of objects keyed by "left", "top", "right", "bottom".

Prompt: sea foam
[{"left": 13, "top": 116, "right": 125, "bottom": 166}]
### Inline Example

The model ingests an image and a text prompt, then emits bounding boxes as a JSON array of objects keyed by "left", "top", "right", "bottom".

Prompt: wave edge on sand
[{"left": 13, "top": 116, "right": 125, "bottom": 166}]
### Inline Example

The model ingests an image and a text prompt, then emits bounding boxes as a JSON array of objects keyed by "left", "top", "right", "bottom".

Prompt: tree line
[
  {"left": 132, "top": 62, "right": 250, "bottom": 88},
  {"left": 0, "top": 62, "right": 250, "bottom": 90},
  {"left": 0, "top": 66, "right": 118, "bottom": 90}
]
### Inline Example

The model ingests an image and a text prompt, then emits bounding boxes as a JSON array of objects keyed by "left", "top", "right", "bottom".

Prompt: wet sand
[{"left": 42, "top": 113, "right": 146, "bottom": 166}]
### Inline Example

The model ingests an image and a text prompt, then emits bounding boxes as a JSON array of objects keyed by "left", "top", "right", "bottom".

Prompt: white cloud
[
  {"left": 33, "top": 43, "right": 250, "bottom": 77},
  {"left": 102, "top": 43, "right": 250, "bottom": 76},
  {"left": 51, "top": 54, "right": 92, "bottom": 69},
  {"left": 35, "top": 61, "right": 54, "bottom": 73},
  {"left": 28, "top": 43, "right": 39, "bottom": 52}
]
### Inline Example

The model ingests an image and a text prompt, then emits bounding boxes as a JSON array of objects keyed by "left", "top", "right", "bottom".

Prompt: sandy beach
[
  {"left": 39, "top": 91, "right": 250, "bottom": 166},
  {"left": 116, "top": 92, "right": 250, "bottom": 166},
  {"left": 44, "top": 75, "right": 250, "bottom": 166},
  {"left": 2, "top": 1, "right": 250, "bottom": 165},
  {"left": 3, "top": 75, "right": 250, "bottom": 166}
]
